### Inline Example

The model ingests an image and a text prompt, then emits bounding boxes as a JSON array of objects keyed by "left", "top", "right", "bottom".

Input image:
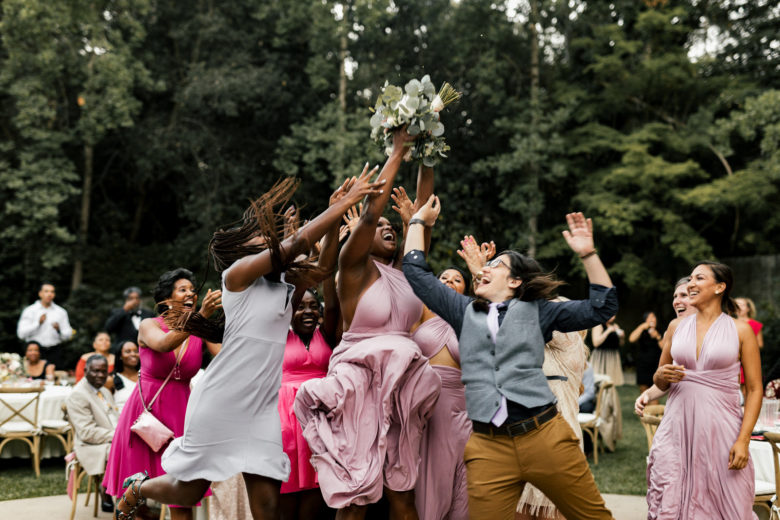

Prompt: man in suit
[
  {"left": 66, "top": 354, "right": 120, "bottom": 513},
  {"left": 105, "top": 286, "right": 154, "bottom": 345}
]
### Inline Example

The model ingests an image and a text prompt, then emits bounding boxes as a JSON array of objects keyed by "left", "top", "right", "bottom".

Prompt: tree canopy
[{"left": 1, "top": 0, "right": 778, "bottom": 367}]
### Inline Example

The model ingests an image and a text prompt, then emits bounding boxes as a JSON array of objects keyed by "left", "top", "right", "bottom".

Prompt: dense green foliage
[{"left": 1, "top": 1, "right": 778, "bottom": 370}]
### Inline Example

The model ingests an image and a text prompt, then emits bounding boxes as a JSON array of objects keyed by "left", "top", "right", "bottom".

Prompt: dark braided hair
[{"left": 165, "top": 178, "right": 322, "bottom": 341}]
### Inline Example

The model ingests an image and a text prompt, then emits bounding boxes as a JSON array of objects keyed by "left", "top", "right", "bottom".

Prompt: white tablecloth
[
  {"left": 0, "top": 385, "right": 72, "bottom": 459},
  {"left": 751, "top": 440, "right": 774, "bottom": 484}
]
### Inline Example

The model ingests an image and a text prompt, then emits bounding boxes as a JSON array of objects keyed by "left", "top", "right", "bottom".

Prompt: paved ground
[{"left": 0, "top": 492, "right": 648, "bottom": 519}]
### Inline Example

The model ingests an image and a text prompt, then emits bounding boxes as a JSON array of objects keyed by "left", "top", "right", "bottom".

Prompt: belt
[{"left": 472, "top": 404, "right": 558, "bottom": 437}]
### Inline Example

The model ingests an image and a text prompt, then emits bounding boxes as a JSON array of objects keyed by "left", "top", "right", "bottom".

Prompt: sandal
[{"left": 114, "top": 471, "right": 149, "bottom": 520}]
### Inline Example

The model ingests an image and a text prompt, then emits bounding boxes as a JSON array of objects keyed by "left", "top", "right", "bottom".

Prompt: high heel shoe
[{"left": 114, "top": 471, "right": 149, "bottom": 520}]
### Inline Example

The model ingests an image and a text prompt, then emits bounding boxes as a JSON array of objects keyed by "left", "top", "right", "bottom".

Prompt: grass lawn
[
  {"left": 590, "top": 383, "right": 655, "bottom": 496},
  {"left": 1, "top": 384, "right": 652, "bottom": 501}
]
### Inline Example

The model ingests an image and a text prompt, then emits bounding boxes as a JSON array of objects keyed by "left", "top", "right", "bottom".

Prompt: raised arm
[
  {"left": 339, "top": 128, "right": 410, "bottom": 272},
  {"left": 561, "top": 212, "right": 612, "bottom": 287},
  {"left": 226, "top": 170, "right": 385, "bottom": 292},
  {"left": 317, "top": 190, "right": 346, "bottom": 347}
]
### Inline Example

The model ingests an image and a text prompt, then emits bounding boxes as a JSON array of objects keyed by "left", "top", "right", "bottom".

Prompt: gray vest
[{"left": 459, "top": 299, "right": 556, "bottom": 423}]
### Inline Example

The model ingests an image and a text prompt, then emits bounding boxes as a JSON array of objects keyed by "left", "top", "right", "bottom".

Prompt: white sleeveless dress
[{"left": 162, "top": 269, "right": 293, "bottom": 482}]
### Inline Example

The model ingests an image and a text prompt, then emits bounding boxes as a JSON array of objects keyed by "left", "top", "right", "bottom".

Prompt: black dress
[{"left": 635, "top": 330, "right": 661, "bottom": 386}]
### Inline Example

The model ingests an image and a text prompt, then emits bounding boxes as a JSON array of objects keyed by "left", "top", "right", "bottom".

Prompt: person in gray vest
[{"left": 402, "top": 196, "right": 617, "bottom": 520}]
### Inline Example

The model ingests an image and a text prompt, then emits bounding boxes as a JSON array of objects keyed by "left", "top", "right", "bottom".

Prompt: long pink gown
[
  {"left": 411, "top": 316, "right": 470, "bottom": 520},
  {"left": 103, "top": 318, "right": 210, "bottom": 504},
  {"left": 294, "top": 260, "right": 441, "bottom": 508},
  {"left": 646, "top": 313, "right": 757, "bottom": 519},
  {"left": 278, "top": 328, "right": 331, "bottom": 493}
]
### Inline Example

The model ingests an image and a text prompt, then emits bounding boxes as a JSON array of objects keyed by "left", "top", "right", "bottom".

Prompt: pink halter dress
[
  {"left": 411, "top": 316, "right": 471, "bottom": 520},
  {"left": 278, "top": 328, "right": 332, "bottom": 493},
  {"left": 646, "top": 313, "right": 757, "bottom": 519},
  {"left": 294, "top": 260, "right": 441, "bottom": 508}
]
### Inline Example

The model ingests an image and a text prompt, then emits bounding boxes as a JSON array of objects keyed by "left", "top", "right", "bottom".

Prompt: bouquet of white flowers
[
  {"left": 0, "top": 352, "right": 26, "bottom": 382},
  {"left": 369, "top": 75, "right": 461, "bottom": 167}
]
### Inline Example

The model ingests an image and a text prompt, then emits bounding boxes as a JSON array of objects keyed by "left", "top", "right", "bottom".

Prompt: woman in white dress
[
  {"left": 108, "top": 340, "right": 140, "bottom": 412},
  {"left": 114, "top": 171, "right": 384, "bottom": 520}
]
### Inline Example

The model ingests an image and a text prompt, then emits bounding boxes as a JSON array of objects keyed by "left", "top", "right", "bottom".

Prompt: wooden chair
[
  {"left": 62, "top": 402, "right": 101, "bottom": 519},
  {"left": 0, "top": 386, "right": 43, "bottom": 477},
  {"left": 41, "top": 402, "right": 73, "bottom": 454},
  {"left": 760, "top": 432, "right": 780, "bottom": 520},
  {"left": 639, "top": 404, "right": 665, "bottom": 452},
  {"left": 578, "top": 380, "right": 614, "bottom": 465}
]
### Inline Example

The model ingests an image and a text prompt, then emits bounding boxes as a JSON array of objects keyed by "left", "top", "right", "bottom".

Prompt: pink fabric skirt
[
  {"left": 294, "top": 332, "right": 441, "bottom": 508},
  {"left": 278, "top": 371, "right": 325, "bottom": 494},
  {"left": 414, "top": 365, "right": 471, "bottom": 520}
]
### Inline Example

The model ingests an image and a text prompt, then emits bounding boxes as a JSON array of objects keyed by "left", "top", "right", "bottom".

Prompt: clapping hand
[{"left": 561, "top": 212, "right": 595, "bottom": 257}]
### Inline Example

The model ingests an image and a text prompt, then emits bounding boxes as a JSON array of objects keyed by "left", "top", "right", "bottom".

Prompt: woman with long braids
[
  {"left": 113, "top": 171, "right": 384, "bottom": 520},
  {"left": 104, "top": 268, "right": 222, "bottom": 520},
  {"left": 294, "top": 128, "right": 441, "bottom": 519}
]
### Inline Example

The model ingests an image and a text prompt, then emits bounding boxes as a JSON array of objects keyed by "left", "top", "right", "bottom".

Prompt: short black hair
[
  {"left": 153, "top": 268, "right": 195, "bottom": 313},
  {"left": 25, "top": 340, "right": 43, "bottom": 351},
  {"left": 39, "top": 282, "right": 55, "bottom": 291},
  {"left": 123, "top": 286, "right": 142, "bottom": 298},
  {"left": 85, "top": 354, "right": 107, "bottom": 369}
]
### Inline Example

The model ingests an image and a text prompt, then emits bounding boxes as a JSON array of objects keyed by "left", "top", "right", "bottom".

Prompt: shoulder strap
[{"left": 137, "top": 338, "right": 190, "bottom": 411}]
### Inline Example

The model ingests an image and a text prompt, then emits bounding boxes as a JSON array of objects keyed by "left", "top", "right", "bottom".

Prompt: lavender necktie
[{"left": 487, "top": 303, "right": 508, "bottom": 426}]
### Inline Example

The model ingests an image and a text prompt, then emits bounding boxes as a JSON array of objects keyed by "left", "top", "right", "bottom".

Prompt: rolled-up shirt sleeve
[
  {"left": 402, "top": 250, "right": 472, "bottom": 336},
  {"left": 538, "top": 284, "right": 618, "bottom": 342}
]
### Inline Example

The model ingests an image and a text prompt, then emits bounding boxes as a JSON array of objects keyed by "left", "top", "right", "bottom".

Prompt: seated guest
[
  {"left": 106, "top": 341, "right": 140, "bottom": 412},
  {"left": 23, "top": 341, "right": 55, "bottom": 381},
  {"left": 75, "top": 332, "right": 114, "bottom": 383},
  {"left": 579, "top": 361, "right": 596, "bottom": 413},
  {"left": 66, "top": 354, "right": 120, "bottom": 513}
]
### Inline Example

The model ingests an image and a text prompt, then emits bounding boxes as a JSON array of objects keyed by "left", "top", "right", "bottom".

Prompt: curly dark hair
[{"left": 153, "top": 268, "right": 195, "bottom": 314}]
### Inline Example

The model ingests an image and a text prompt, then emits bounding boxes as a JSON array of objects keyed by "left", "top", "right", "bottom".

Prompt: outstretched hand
[
  {"left": 391, "top": 186, "right": 415, "bottom": 226},
  {"left": 334, "top": 163, "right": 384, "bottom": 207},
  {"left": 457, "top": 235, "right": 496, "bottom": 277},
  {"left": 282, "top": 205, "right": 299, "bottom": 238},
  {"left": 411, "top": 194, "right": 441, "bottom": 227},
  {"left": 561, "top": 212, "right": 595, "bottom": 257}
]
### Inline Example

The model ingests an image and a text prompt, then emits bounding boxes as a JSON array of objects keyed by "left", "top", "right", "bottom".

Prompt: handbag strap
[{"left": 137, "top": 338, "right": 190, "bottom": 412}]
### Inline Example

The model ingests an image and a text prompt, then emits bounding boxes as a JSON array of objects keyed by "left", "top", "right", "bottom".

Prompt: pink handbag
[{"left": 130, "top": 339, "right": 188, "bottom": 452}]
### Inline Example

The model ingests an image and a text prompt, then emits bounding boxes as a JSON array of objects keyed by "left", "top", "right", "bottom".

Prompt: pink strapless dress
[
  {"left": 294, "top": 260, "right": 441, "bottom": 508},
  {"left": 647, "top": 313, "right": 756, "bottom": 519},
  {"left": 103, "top": 318, "right": 211, "bottom": 505},
  {"left": 412, "top": 316, "right": 470, "bottom": 520},
  {"left": 278, "top": 328, "right": 332, "bottom": 493}
]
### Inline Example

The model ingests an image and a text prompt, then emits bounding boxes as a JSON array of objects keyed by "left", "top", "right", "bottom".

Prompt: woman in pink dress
[
  {"left": 411, "top": 266, "right": 471, "bottom": 520},
  {"left": 647, "top": 261, "right": 762, "bottom": 519},
  {"left": 103, "top": 268, "right": 222, "bottom": 520},
  {"left": 294, "top": 128, "right": 441, "bottom": 519},
  {"left": 279, "top": 286, "right": 338, "bottom": 519}
]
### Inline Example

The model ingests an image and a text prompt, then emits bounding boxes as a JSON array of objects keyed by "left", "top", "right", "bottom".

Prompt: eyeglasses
[{"left": 485, "top": 257, "right": 510, "bottom": 270}]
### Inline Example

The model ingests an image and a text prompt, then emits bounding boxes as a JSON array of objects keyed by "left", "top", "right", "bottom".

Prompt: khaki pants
[{"left": 463, "top": 414, "right": 613, "bottom": 520}]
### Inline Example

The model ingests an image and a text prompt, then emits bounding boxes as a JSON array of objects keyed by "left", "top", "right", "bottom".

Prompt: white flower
[
  {"left": 431, "top": 95, "right": 444, "bottom": 112},
  {"left": 386, "top": 115, "right": 397, "bottom": 127}
]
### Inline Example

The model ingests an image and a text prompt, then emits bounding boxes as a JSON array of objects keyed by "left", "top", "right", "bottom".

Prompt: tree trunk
[
  {"left": 527, "top": 0, "right": 541, "bottom": 257},
  {"left": 71, "top": 143, "right": 93, "bottom": 292}
]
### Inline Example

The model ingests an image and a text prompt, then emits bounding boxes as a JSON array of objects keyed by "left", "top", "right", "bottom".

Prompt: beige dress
[{"left": 516, "top": 329, "right": 588, "bottom": 519}]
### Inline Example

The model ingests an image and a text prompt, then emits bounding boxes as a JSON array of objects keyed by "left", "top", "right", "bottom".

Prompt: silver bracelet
[{"left": 408, "top": 218, "right": 428, "bottom": 227}]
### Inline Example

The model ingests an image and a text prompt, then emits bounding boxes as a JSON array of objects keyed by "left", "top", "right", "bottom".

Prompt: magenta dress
[
  {"left": 279, "top": 328, "right": 332, "bottom": 493},
  {"left": 294, "top": 260, "right": 441, "bottom": 508},
  {"left": 103, "top": 318, "right": 210, "bottom": 504},
  {"left": 411, "top": 316, "right": 470, "bottom": 520},
  {"left": 647, "top": 313, "right": 757, "bottom": 519}
]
